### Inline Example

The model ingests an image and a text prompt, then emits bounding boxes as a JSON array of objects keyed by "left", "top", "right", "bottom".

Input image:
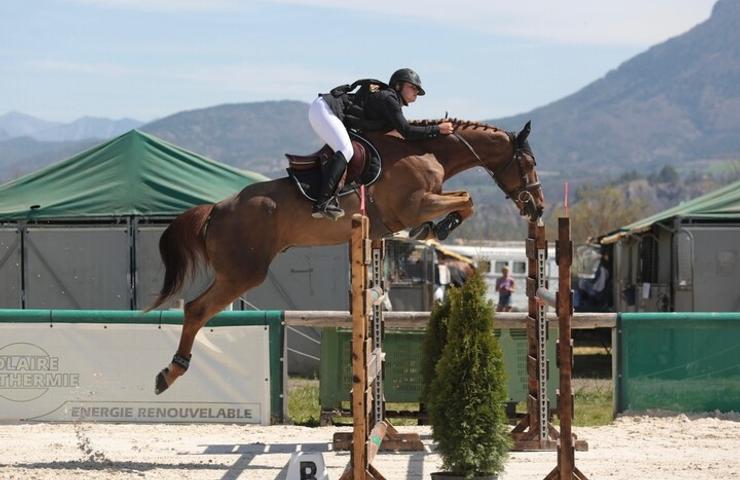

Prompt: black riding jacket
[
  {"left": 361, "top": 89, "right": 439, "bottom": 140},
  {"left": 320, "top": 87, "right": 439, "bottom": 141}
]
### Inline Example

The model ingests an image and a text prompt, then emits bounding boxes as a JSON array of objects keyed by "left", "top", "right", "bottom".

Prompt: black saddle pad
[{"left": 287, "top": 132, "right": 382, "bottom": 202}]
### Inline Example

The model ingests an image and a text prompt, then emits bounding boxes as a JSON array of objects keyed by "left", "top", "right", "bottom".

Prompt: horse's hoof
[
  {"left": 155, "top": 369, "right": 170, "bottom": 395},
  {"left": 434, "top": 212, "right": 463, "bottom": 241}
]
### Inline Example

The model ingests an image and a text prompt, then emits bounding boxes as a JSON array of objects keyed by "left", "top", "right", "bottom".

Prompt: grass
[
  {"left": 287, "top": 376, "right": 614, "bottom": 428},
  {"left": 570, "top": 378, "right": 613, "bottom": 426},
  {"left": 570, "top": 343, "right": 614, "bottom": 426},
  {"left": 288, "top": 337, "right": 614, "bottom": 427},
  {"left": 513, "top": 378, "right": 613, "bottom": 427},
  {"left": 287, "top": 378, "right": 321, "bottom": 427}
]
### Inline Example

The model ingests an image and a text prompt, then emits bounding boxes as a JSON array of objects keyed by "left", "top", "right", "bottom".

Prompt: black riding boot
[{"left": 312, "top": 151, "right": 348, "bottom": 220}]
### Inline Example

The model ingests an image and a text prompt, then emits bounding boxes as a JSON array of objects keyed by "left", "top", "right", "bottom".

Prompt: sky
[{"left": 0, "top": 0, "right": 718, "bottom": 123}]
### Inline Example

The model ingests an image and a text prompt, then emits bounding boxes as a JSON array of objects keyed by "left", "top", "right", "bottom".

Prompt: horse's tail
[{"left": 145, "top": 204, "right": 215, "bottom": 312}]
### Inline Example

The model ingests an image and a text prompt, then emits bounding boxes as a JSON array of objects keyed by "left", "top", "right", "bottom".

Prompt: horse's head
[
  {"left": 454, "top": 120, "right": 545, "bottom": 222},
  {"left": 503, "top": 121, "right": 545, "bottom": 222}
]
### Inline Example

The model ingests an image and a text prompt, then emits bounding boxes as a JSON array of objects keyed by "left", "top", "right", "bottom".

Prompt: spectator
[
  {"left": 576, "top": 251, "right": 611, "bottom": 311},
  {"left": 495, "top": 265, "right": 515, "bottom": 312}
]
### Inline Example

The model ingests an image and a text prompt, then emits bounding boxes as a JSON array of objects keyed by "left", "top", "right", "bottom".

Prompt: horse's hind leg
[{"left": 155, "top": 275, "right": 249, "bottom": 395}]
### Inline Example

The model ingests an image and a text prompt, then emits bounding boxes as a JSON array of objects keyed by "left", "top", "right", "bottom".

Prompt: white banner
[{"left": 0, "top": 323, "right": 272, "bottom": 424}]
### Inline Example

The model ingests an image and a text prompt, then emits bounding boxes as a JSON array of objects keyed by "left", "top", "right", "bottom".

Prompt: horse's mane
[{"left": 410, "top": 118, "right": 501, "bottom": 132}]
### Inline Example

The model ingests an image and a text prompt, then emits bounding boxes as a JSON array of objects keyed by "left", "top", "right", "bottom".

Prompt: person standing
[{"left": 495, "top": 265, "right": 515, "bottom": 312}]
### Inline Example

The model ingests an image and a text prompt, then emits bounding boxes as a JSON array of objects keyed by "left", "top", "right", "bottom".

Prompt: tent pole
[
  {"left": 129, "top": 216, "right": 137, "bottom": 310},
  {"left": 19, "top": 221, "right": 26, "bottom": 309}
]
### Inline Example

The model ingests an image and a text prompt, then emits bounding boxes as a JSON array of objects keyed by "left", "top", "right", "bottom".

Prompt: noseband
[{"left": 452, "top": 131, "right": 541, "bottom": 209}]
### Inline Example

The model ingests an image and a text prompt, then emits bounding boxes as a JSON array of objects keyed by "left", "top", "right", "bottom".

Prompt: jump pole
[{"left": 334, "top": 195, "right": 423, "bottom": 480}]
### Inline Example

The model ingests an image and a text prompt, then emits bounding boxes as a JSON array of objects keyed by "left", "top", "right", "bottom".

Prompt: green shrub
[
  {"left": 429, "top": 271, "right": 510, "bottom": 477},
  {"left": 421, "top": 291, "right": 454, "bottom": 407}
]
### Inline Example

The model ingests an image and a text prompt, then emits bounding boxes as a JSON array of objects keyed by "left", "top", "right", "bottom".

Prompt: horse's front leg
[{"left": 407, "top": 191, "right": 474, "bottom": 240}]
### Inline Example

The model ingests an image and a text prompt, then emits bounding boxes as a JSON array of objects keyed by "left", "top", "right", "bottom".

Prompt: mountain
[
  {"left": 0, "top": 102, "right": 315, "bottom": 181},
  {"left": 0, "top": 113, "right": 145, "bottom": 181},
  {"left": 487, "top": 0, "right": 740, "bottom": 182},
  {"left": 32, "top": 116, "right": 143, "bottom": 142},
  {"left": 0, "top": 111, "right": 61, "bottom": 138},
  {"left": 141, "top": 101, "right": 319, "bottom": 178},
  {"left": 0, "top": 137, "right": 101, "bottom": 182},
  {"left": 0, "top": 112, "right": 143, "bottom": 142}
]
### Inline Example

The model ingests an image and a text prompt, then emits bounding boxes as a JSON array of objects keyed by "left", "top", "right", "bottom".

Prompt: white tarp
[{"left": 0, "top": 322, "right": 272, "bottom": 424}]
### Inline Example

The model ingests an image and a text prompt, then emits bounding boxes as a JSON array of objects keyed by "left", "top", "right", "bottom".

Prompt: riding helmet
[{"left": 389, "top": 68, "right": 426, "bottom": 95}]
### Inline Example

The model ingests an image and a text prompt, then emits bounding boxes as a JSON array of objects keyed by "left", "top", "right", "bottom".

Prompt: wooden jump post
[
  {"left": 510, "top": 219, "right": 553, "bottom": 450},
  {"left": 511, "top": 216, "right": 589, "bottom": 479},
  {"left": 334, "top": 205, "right": 423, "bottom": 480}
]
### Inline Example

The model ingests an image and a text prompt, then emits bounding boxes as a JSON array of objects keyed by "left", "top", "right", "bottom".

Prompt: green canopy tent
[
  {"left": 0, "top": 130, "right": 267, "bottom": 309},
  {"left": 599, "top": 180, "right": 740, "bottom": 312},
  {"left": 0, "top": 129, "right": 267, "bottom": 221}
]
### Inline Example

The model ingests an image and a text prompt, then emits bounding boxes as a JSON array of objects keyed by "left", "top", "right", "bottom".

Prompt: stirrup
[{"left": 312, "top": 197, "right": 345, "bottom": 220}]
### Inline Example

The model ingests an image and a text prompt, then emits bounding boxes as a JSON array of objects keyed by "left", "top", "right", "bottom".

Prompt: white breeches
[{"left": 308, "top": 97, "right": 354, "bottom": 161}]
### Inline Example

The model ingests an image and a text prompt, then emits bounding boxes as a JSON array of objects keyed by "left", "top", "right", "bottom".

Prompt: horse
[{"left": 148, "top": 118, "right": 545, "bottom": 394}]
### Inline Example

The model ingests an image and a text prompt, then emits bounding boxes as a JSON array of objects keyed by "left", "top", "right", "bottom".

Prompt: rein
[{"left": 452, "top": 131, "right": 540, "bottom": 205}]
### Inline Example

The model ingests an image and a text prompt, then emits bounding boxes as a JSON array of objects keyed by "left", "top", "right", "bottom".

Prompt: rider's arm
[{"left": 382, "top": 93, "right": 440, "bottom": 140}]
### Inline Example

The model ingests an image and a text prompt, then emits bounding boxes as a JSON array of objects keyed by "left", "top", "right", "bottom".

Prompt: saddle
[{"left": 286, "top": 132, "right": 382, "bottom": 202}]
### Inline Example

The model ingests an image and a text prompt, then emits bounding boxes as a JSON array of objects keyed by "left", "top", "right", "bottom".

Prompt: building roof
[{"left": 601, "top": 179, "right": 740, "bottom": 244}]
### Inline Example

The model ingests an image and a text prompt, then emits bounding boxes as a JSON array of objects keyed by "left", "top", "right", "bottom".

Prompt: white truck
[{"left": 444, "top": 242, "right": 559, "bottom": 312}]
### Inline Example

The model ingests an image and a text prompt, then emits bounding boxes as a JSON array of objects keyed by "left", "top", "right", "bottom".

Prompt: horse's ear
[{"left": 516, "top": 120, "right": 531, "bottom": 146}]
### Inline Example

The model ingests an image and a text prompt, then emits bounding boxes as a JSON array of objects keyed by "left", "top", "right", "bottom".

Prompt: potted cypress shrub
[
  {"left": 420, "top": 291, "right": 454, "bottom": 409},
  {"left": 428, "top": 271, "right": 510, "bottom": 479}
]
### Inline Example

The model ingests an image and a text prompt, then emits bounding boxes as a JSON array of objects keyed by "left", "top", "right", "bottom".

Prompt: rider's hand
[{"left": 438, "top": 122, "right": 454, "bottom": 135}]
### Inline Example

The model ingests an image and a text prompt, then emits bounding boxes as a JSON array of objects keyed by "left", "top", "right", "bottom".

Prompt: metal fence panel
[
  {"left": 617, "top": 312, "right": 740, "bottom": 413},
  {"left": 242, "top": 245, "right": 349, "bottom": 311},
  {"left": 319, "top": 327, "right": 559, "bottom": 413},
  {"left": 135, "top": 226, "right": 216, "bottom": 310},
  {"left": 242, "top": 245, "right": 349, "bottom": 377},
  {"left": 25, "top": 227, "right": 130, "bottom": 309},
  {"left": 0, "top": 228, "right": 21, "bottom": 308},
  {"left": 687, "top": 226, "right": 740, "bottom": 312}
]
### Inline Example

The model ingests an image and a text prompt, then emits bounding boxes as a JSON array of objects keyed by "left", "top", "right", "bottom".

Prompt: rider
[{"left": 308, "top": 68, "right": 454, "bottom": 220}]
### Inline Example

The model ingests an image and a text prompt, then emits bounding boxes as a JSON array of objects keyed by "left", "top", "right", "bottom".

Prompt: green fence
[
  {"left": 319, "top": 327, "right": 559, "bottom": 415},
  {"left": 617, "top": 312, "right": 740, "bottom": 413}
]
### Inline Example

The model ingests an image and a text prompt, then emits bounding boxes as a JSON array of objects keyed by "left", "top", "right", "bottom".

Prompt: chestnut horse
[{"left": 149, "top": 119, "right": 544, "bottom": 394}]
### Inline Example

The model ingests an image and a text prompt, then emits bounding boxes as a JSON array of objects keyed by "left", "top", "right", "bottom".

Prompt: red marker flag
[{"left": 360, "top": 184, "right": 366, "bottom": 216}]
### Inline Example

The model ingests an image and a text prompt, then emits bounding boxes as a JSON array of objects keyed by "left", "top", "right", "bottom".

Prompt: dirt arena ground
[{"left": 1, "top": 412, "right": 739, "bottom": 479}]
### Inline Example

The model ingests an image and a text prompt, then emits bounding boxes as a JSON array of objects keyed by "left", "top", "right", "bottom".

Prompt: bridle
[{"left": 452, "top": 130, "right": 542, "bottom": 218}]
